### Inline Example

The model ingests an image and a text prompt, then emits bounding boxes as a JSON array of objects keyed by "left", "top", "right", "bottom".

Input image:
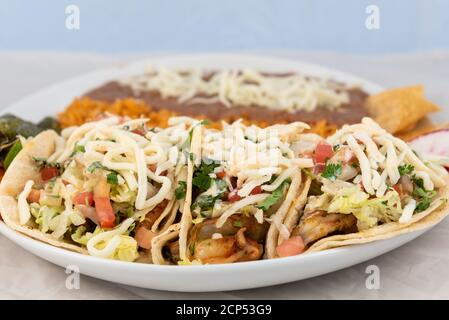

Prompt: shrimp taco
[
  {"left": 160, "top": 120, "right": 315, "bottom": 264},
  {"left": 0, "top": 115, "right": 195, "bottom": 263},
  {"left": 284, "top": 117, "right": 449, "bottom": 254}
]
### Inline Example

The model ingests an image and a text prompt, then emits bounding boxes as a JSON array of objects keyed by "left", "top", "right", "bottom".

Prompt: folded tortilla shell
[
  {"left": 265, "top": 170, "right": 305, "bottom": 259},
  {"left": 0, "top": 130, "right": 86, "bottom": 254},
  {"left": 277, "top": 175, "right": 311, "bottom": 246},
  {"left": 178, "top": 124, "right": 202, "bottom": 261}
]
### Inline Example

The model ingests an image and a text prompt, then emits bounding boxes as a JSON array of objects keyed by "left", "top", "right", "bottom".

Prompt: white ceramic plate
[{"left": 0, "top": 53, "right": 433, "bottom": 292}]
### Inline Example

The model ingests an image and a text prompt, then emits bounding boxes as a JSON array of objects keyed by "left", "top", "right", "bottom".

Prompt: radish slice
[{"left": 409, "top": 129, "right": 449, "bottom": 169}]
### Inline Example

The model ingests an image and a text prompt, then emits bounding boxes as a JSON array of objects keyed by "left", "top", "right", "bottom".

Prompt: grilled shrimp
[
  {"left": 137, "top": 200, "right": 169, "bottom": 230},
  {"left": 187, "top": 215, "right": 269, "bottom": 264},
  {"left": 292, "top": 210, "right": 357, "bottom": 246},
  {"left": 190, "top": 215, "right": 269, "bottom": 243},
  {"left": 135, "top": 200, "right": 168, "bottom": 249},
  {"left": 193, "top": 228, "right": 262, "bottom": 264}
]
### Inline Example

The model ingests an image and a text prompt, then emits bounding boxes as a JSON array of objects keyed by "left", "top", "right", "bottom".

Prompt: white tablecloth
[{"left": 1, "top": 51, "right": 449, "bottom": 299}]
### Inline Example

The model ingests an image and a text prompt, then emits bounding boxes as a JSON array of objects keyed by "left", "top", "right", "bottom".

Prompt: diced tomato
[
  {"left": 313, "top": 163, "right": 326, "bottom": 175},
  {"left": 135, "top": 226, "right": 156, "bottom": 249},
  {"left": 276, "top": 236, "right": 305, "bottom": 257},
  {"left": 227, "top": 190, "right": 242, "bottom": 202},
  {"left": 250, "top": 185, "right": 263, "bottom": 195},
  {"left": 40, "top": 167, "right": 59, "bottom": 181},
  {"left": 313, "top": 141, "right": 334, "bottom": 164},
  {"left": 392, "top": 183, "right": 403, "bottom": 196},
  {"left": 132, "top": 129, "right": 145, "bottom": 136},
  {"left": 94, "top": 196, "right": 116, "bottom": 228},
  {"left": 216, "top": 171, "right": 226, "bottom": 179},
  {"left": 0, "top": 167, "right": 5, "bottom": 182},
  {"left": 73, "top": 192, "right": 94, "bottom": 206},
  {"left": 27, "top": 189, "right": 41, "bottom": 203}
]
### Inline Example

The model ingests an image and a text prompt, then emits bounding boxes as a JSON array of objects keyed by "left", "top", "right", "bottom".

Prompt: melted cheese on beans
[{"left": 120, "top": 67, "right": 350, "bottom": 113}]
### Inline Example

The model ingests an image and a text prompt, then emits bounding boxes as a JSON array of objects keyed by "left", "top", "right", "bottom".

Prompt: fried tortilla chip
[
  {"left": 398, "top": 118, "right": 449, "bottom": 142},
  {"left": 397, "top": 116, "right": 435, "bottom": 141},
  {"left": 365, "top": 86, "right": 440, "bottom": 134}
]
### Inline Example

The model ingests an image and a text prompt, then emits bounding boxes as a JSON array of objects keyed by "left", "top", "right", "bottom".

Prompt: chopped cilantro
[
  {"left": 192, "top": 159, "right": 220, "bottom": 192},
  {"left": 413, "top": 186, "right": 435, "bottom": 198},
  {"left": 257, "top": 180, "right": 289, "bottom": 211},
  {"left": 70, "top": 143, "right": 86, "bottom": 157},
  {"left": 192, "top": 194, "right": 216, "bottom": 211},
  {"left": 175, "top": 181, "right": 187, "bottom": 200},
  {"left": 320, "top": 163, "right": 342, "bottom": 181},
  {"left": 192, "top": 174, "right": 212, "bottom": 191},
  {"left": 332, "top": 144, "right": 341, "bottom": 152},
  {"left": 415, "top": 198, "right": 431, "bottom": 213},
  {"left": 412, "top": 176, "right": 437, "bottom": 213},
  {"left": 74, "top": 144, "right": 85, "bottom": 153},
  {"left": 398, "top": 164, "right": 414, "bottom": 176},
  {"left": 86, "top": 161, "right": 104, "bottom": 173},
  {"left": 106, "top": 172, "right": 118, "bottom": 185},
  {"left": 412, "top": 175, "right": 424, "bottom": 189},
  {"left": 215, "top": 178, "right": 227, "bottom": 191}
]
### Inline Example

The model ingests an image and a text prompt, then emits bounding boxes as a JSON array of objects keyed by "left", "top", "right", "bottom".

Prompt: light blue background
[{"left": 0, "top": 0, "right": 448, "bottom": 54}]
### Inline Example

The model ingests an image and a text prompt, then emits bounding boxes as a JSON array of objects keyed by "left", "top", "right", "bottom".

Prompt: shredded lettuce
[
  {"left": 95, "top": 235, "right": 139, "bottom": 262},
  {"left": 33, "top": 206, "right": 63, "bottom": 233},
  {"left": 39, "top": 194, "right": 62, "bottom": 207},
  {"left": 72, "top": 226, "right": 138, "bottom": 261},
  {"left": 310, "top": 186, "right": 403, "bottom": 230},
  {"left": 178, "top": 259, "right": 202, "bottom": 266},
  {"left": 71, "top": 226, "right": 102, "bottom": 245},
  {"left": 71, "top": 222, "right": 135, "bottom": 248},
  {"left": 110, "top": 183, "right": 137, "bottom": 203}
]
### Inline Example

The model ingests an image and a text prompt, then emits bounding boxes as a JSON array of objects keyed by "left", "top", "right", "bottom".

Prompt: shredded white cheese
[
  {"left": 119, "top": 67, "right": 350, "bottom": 113},
  {"left": 326, "top": 117, "right": 448, "bottom": 198},
  {"left": 399, "top": 199, "right": 417, "bottom": 224},
  {"left": 17, "top": 180, "right": 34, "bottom": 225},
  {"left": 87, "top": 218, "right": 135, "bottom": 258}
]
